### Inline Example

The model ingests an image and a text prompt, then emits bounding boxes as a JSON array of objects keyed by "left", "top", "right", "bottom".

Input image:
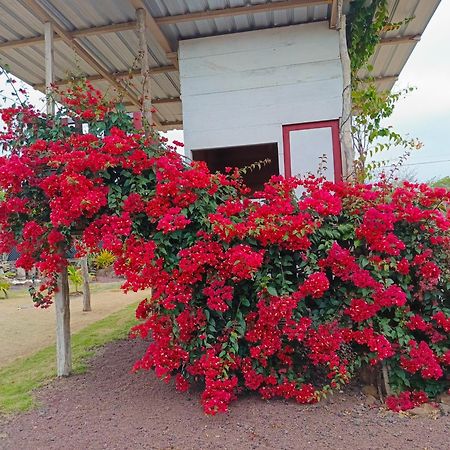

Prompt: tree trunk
[
  {"left": 382, "top": 361, "right": 392, "bottom": 397},
  {"left": 81, "top": 256, "right": 91, "bottom": 312},
  {"left": 55, "top": 264, "right": 71, "bottom": 376}
]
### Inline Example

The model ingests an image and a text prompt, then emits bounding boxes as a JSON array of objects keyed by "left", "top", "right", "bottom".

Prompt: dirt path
[
  {"left": 1, "top": 338, "right": 448, "bottom": 450},
  {"left": 0, "top": 284, "right": 146, "bottom": 367}
]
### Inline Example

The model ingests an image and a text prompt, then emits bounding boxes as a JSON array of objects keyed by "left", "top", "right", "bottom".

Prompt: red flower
[
  {"left": 344, "top": 298, "right": 378, "bottom": 322},
  {"left": 386, "top": 391, "right": 428, "bottom": 412}
]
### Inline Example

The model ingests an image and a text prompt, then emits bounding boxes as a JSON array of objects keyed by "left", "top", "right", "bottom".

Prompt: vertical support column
[
  {"left": 81, "top": 256, "right": 91, "bottom": 312},
  {"left": 337, "top": 3, "right": 354, "bottom": 179},
  {"left": 44, "top": 21, "right": 55, "bottom": 115},
  {"left": 329, "top": 0, "right": 338, "bottom": 29},
  {"left": 55, "top": 260, "right": 71, "bottom": 376},
  {"left": 133, "top": 111, "right": 143, "bottom": 130},
  {"left": 46, "top": 20, "right": 70, "bottom": 376},
  {"left": 136, "top": 8, "right": 153, "bottom": 132}
]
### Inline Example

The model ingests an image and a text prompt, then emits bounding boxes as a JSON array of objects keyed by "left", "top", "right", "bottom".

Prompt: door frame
[{"left": 282, "top": 120, "right": 343, "bottom": 181}]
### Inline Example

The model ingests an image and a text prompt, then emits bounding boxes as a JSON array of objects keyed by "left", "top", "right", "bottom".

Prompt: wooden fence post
[{"left": 81, "top": 256, "right": 91, "bottom": 312}]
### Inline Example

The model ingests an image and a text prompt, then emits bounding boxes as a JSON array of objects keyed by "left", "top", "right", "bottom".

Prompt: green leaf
[{"left": 266, "top": 286, "right": 278, "bottom": 296}]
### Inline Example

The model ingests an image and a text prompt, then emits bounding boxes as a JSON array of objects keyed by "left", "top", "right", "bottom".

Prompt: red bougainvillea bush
[{"left": 0, "top": 82, "right": 449, "bottom": 415}]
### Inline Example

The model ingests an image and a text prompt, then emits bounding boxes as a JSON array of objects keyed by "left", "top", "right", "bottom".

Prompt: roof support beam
[
  {"left": 123, "top": 97, "right": 181, "bottom": 107},
  {"left": 160, "top": 120, "right": 183, "bottom": 130},
  {"left": 129, "top": 0, "right": 177, "bottom": 68},
  {"left": 0, "top": 21, "right": 137, "bottom": 50},
  {"left": 0, "top": 22, "right": 421, "bottom": 54},
  {"left": 32, "top": 65, "right": 177, "bottom": 90},
  {"left": 153, "top": 97, "right": 180, "bottom": 105},
  {"left": 360, "top": 74, "right": 399, "bottom": 84},
  {"left": 154, "top": 0, "right": 331, "bottom": 25},
  {"left": 24, "top": 0, "right": 142, "bottom": 110},
  {"left": 379, "top": 35, "right": 421, "bottom": 45},
  {"left": 372, "top": 75, "right": 399, "bottom": 83}
]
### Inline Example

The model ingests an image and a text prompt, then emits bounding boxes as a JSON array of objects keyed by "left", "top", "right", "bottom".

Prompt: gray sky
[
  {"left": 380, "top": 0, "right": 450, "bottom": 181},
  {"left": 1, "top": 3, "right": 449, "bottom": 182}
]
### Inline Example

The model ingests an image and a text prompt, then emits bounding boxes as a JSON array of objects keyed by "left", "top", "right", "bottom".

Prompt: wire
[{"left": 379, "top": 158, "right": 450, "bottom": 168}]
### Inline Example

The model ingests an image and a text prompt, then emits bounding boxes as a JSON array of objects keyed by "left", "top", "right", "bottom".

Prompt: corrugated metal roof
[
  {"left": 359, "top": 0, "right": 440, "bottom": 88},
  {"left": 147, "top": 0, "right": 330, "bottom": 45},
  {"left": 0, "top": 0, "right": 441, "bottom": 130}
]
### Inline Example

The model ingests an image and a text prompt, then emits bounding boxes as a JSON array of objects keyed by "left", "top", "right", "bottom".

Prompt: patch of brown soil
[{"left": 1, "top": 339, "right": 449, "bottom": 450}]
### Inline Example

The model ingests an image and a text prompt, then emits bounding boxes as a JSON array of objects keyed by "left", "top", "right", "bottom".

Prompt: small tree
[
  {"left": 352, "top": 83, "right": 422, "bottom": 181},
  {"left": 0, "top": 71, "right": 144, "bottom": 375},
  {"left": 347, "top": 0, "right": 418, "bottom": 182},
  {"left": 67, "top": 264, "right": 83, "bottom": 294}
]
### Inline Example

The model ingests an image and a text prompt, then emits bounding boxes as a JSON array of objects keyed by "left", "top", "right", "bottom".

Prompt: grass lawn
[
  {"left": 0, "top": 283, "right": 146, "bottom": 367},
  {"left": 0, "top": 302, "right": 137, "bottom": 414}
]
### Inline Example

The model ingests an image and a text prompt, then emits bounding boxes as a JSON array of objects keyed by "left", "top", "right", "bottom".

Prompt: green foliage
[
  {"left": 67, "top": 264, "right": 83, "bottom": 293},
  {"left": 346, "top": 1, "right": 419, "bottom": 182},
  {"left": 92, "top": 250, "right": 116, "bottom": 270},
  {"left": 0, "top": 63, "right": 30, "bottom": 107},
  {"left": 431, "top": 176, "right": 450, "bottom": 189},
  {"left": 347, "top": 0, "right": 389, "bottom": 76},
  {"left": 0, "top": 277, "right": 10, "bottom": 298},
  {"left": 347, "top": 0, "right": 412, "bottom": 77}
]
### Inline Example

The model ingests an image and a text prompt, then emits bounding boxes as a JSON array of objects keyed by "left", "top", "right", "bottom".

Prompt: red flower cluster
[
  {"left": 385, "top": 390, "right": 429, "bottom": 412},
  {"left": 400, "top": 340, "right": 443, "bottom": 380}
]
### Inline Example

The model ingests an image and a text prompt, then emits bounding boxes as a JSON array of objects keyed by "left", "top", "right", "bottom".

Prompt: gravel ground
[{"left": 1, "top": 338, "right": 449, "bottom": 450}]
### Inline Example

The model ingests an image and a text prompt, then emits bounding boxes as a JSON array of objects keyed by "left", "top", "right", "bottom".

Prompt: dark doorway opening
[{"left": 192, "top": 143, "right": 279, "bottom": 191}]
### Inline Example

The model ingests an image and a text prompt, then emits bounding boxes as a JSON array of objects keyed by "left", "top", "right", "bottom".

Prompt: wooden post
[
  {"left": 44, "top": 21, "right": 55, "bottom": 115},
  {"left": 55, "top": 262, "right": 71, "bottom": 376},
  {"left": 46, "top": 22, "right": 70, "bottom": 376},
  {"left": 133, "top": 111, "right": 143, "bottom": 130},
  {"left": 80, "top": 256, "right": 91, "bottom": 312},
  {"left": 337, "top": 3, "right": 354, "bottom": 179},
  {"left": 136, "top": 8, "right": 153, "bottom": 132}
]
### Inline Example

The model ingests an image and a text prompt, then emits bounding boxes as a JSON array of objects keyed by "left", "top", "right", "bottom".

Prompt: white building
[{"left": 179, "top": 21, "right": 344, "bottom": 186}]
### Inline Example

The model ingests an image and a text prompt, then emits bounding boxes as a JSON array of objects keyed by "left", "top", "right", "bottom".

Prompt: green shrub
[{"left": 92, "top": 250, "right": 116, "bottom": 270}]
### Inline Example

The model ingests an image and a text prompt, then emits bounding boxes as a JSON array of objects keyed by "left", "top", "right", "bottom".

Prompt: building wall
[{"left": 179, "top": 21, "right": 343, "bottom": 176}]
